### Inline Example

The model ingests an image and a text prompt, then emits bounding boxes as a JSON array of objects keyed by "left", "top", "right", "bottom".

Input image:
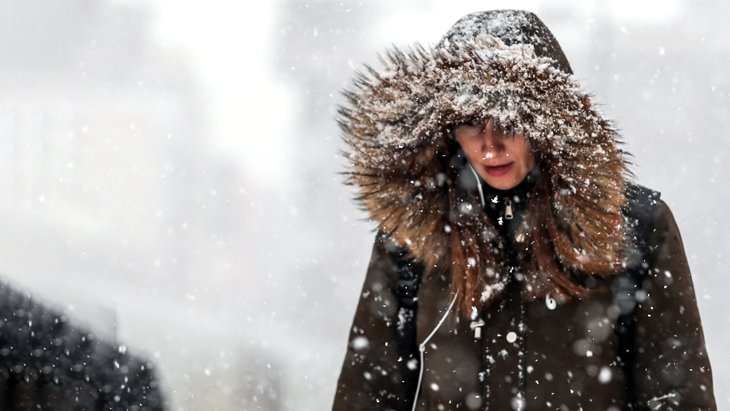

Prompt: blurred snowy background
[{"left": 0, "top": 0, "right": 727, "bottom": 409}]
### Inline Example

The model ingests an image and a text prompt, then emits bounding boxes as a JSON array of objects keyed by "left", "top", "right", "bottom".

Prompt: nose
[{"left": 480, "top": 121, "right": 506, "bottom": 159}]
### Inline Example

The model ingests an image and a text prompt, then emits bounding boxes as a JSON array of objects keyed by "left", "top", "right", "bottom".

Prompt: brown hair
[{"left": 442, "top": 139, "right": 624, "bottom": 316}]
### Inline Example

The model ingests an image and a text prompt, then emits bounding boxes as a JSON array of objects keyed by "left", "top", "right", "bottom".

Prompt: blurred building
[{"left": 0, "top": 1, "right": 283, "bottom": 410}]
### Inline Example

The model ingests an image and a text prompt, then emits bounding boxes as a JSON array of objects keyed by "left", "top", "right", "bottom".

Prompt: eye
[
  {"left": 496, "top": 123, "right": 517, "bottom": 138},
  {"left": 502, "top": 125, "right": 514, "bottom": 136},
  {"left": 458, "top": 118, "right": 484, "bottom": 128},
  {"left": 453, "top": 118, "right": 489, "bottom": 139}
]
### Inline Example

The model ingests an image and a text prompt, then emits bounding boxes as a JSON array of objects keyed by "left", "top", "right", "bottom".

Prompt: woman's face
[{"left": 454, "top": 118, "right": 536, "bottom": 190}]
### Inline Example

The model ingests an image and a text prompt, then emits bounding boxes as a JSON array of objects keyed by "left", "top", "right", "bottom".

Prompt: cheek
[
  {"left": 456, "top": 138, "right": 484, "bottom": 166},
  {"left": 518, "top": 139, "right": 535, "bottom": 165},
  {"left": 455, "top": 135, "right": 476, "bottom": 153}
]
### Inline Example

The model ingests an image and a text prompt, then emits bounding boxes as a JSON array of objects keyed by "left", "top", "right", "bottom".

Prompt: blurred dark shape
[{"left": 0, "top": 281, "right": 165, "bottom": 410}]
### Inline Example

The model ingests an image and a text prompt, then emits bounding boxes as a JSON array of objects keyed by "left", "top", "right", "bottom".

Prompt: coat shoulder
[
  {"left": 622, "top": 184, "right": 663, "bottom": 248},
  {"left": 623, "top": 183, "right": 661, "bottom": 221}
]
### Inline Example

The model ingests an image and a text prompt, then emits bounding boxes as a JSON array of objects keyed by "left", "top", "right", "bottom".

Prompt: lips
[{"left": 483, "top": 163, "right": 514, "bottom": 177}]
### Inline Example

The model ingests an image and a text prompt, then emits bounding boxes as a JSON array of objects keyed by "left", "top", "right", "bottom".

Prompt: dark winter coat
[
  {"left": 333, "top": 10, "right": 716, "bottom": 411},
  {"left": 0, "top": 280, "right": 165, "bottom": 410},
  {"left": 333, "top": 184, "right": 715, "bottom": 410}
]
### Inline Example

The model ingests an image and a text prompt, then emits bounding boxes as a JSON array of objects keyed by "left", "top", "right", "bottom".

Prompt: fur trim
[{"left": 340, "top": 35, "right": 630, "bottom": 310}]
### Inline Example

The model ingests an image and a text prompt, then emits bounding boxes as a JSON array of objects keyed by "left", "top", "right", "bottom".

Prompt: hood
[{"left": 339, "top": 10, "right": 630, "bottom": 313}]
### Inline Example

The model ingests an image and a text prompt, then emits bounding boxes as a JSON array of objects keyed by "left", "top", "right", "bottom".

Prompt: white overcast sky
[{"left": 112, "top": 0, "right": 682, "bottom": 190}]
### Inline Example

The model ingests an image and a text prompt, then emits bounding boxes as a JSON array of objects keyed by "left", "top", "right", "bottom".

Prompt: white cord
[
  {"left": 411, "top": 294, "right": 458, "bottom": 411},
  {"left": 411, "top": 164, "right": 485, "bottom": 409},
  {"left": 467, "top": 163, "right": 486, "bottom": 207}
]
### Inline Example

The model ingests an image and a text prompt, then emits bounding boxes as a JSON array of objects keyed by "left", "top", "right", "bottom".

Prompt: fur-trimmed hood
[{"left": 339, "top": 10, "right": 631, "bottom": 313}]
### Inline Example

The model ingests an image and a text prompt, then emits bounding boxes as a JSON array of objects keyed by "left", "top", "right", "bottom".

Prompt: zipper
[
  {"left": 481, "top": 273, "right": 528, "bottom": 410},
  {"left": 504, "top": 197, "right": 514, "bottom": 220},
  {"left": 470, "top": 319, "right": 485, "bottom": 339}
]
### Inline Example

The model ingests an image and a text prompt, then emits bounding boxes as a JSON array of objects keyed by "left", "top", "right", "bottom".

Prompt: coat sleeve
[
  {"left": 633, "top": 200, "right": 716, "bottom": 410},
  {"left": 332, "top": 232, "right": 418, "bottom": 411}
]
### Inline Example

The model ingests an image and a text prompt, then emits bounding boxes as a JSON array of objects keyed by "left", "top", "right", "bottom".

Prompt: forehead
[{"left": 453, "top": 117, "right": 517, "bottom": 132}]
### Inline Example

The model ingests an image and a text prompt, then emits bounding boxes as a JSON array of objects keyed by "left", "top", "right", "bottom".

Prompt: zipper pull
[
  {"left": 504, "top": 197, "right": 514, "bottom": 220},
  {"left": 469, "top": 319, "right": 485, "bottom": 339}
]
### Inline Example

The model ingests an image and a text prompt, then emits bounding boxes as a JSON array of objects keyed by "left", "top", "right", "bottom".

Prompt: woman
[{"left": 334, "top": 10, "right": 716, "bottom": 411}]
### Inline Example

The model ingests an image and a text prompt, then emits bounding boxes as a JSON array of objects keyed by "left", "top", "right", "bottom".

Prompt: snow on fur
[{"left": 339, "top": 33, "right": 631, "bottom": 310}]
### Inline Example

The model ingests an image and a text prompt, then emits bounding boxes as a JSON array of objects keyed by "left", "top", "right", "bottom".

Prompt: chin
[{"left": 485, "top": 179, "right": 517, "bottom": 190}]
